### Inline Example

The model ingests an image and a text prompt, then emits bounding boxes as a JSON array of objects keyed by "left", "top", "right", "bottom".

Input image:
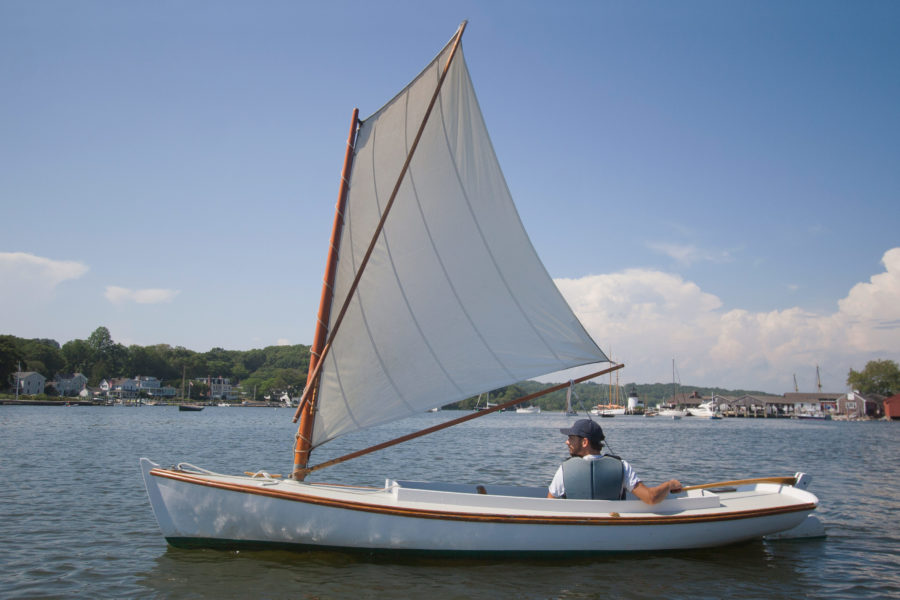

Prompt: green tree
[
  {"left": 15, "top": 338, "right": 64, "bottom": 378},
  {"left": 87, "top": 326, "right": 115, "bottom": 356},
  {"left": 847, "top": 359, "right": 900, "bottom": 396},
  {"left": 0, "top": 335, "right": 24, "bottom": 385},
  {"left": 61, "top": 339, "right": 92, "bottom": 374}
]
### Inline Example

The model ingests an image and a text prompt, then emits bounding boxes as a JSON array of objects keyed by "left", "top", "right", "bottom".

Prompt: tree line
[
  {"left": 1, "top": 327, "right": 310, "bottom": 400},
  {"left": 4, "top": 327, "right": 896, "bottom": 403}
]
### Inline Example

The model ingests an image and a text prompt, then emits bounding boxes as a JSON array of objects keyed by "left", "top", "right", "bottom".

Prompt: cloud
[
  {"left": 105, "top": 286, "right": 180, "bottom": 305},
  {"left": 647, "top": 242, "right": 732, "bottom": 266},
  {"left": 554, "top": 247, "right": 900, "bottom": 393},
  {"left": 0, "top": 252, "right": 89, "bottom": 295},
  {"left": 276, "top": 338, "right": 291, "bottom": 346},
  {"left": 837, "top": 247, "right": 900, "bottom": 351}
]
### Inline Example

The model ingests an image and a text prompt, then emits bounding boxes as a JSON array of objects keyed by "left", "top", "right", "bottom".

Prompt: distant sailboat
[
  {"left": 658, "top": 359, "right": 686, "bottom": 418},
  {"left": 565, "top": 381, "right": 578, "bottom": 416}
]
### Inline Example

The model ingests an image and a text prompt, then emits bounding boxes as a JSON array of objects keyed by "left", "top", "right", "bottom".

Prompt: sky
[{"left": 2, "top": 1, "right": 898, "bottom": 394}]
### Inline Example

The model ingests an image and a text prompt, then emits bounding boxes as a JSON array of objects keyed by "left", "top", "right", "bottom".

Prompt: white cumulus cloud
[
  {"left": 647, "top": 242, "right": 732, "bottom": 266},
  {"left": 0, "top": 252, "right": 89, "bottom": 294},
  {"left": 555, "top": 247, "right": 900, "bottom": 393},
  {"left": 105, "top": 286, "right": 180, "bottom": 305},
  {"left": 837, "top": 247, "right": 900, "bottom": 352}
]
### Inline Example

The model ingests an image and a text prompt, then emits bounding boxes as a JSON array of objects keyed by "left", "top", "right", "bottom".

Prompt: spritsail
[{"left": 305, "top": 29, "right": 608, "bottom": 450}]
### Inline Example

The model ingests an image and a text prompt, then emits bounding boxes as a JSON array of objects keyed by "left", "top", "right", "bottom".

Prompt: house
[
  {"left": 671, "top": 390, "right": 704, "bottom": 410},
  {"left": 134, "top": 376, "right": 177, "bottom": 398},
  {"left": 709, "top": 394, "right": 736, "bottom": 413},
  {"left": 207, "top": 376, "right": 238, "bottom": 401},
  {"left": 837, "top": 391, "right": 882, "bottom": 419},
  {"left": 730, "top": 394, "right": 785, "bottom": 417},
  {"left": 100, "top": 378, "right": 139, "bottom": 400},
  {"left": 13, "top": 371, "right": 46, "bottom": 395},
  {"left": 783, "top": 392, "right": 842, "bottom": 417},
  {"left": 53, "top": 373, "right": 89, "bottom": 397},
  {"left": 884, "top": 394, "right": 900, "bottom": 420}
]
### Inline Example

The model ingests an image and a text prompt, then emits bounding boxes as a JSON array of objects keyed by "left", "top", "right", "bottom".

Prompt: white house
[
  {"left": 100, "top": 378, "right": 138, "bottom": 400},
  {"left": 14, "top": 371, "right": 47, "bottom": 395}
]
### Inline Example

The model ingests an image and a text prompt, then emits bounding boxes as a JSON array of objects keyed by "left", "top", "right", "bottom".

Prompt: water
[{"left": 0, "top": 406, "right": 897, "bottom": 599}]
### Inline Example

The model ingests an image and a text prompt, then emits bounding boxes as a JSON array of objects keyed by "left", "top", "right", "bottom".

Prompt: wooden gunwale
[
  {"left": 150, "top": 468, "right": 816, "bottom": 527},
  {"left": 683, "top": 476, "right": 797, "bottom": 491}
]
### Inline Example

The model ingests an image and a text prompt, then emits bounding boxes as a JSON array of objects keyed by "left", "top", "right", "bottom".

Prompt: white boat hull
[
  {"left": 590, "top": 408, "right": 625, "bottom": 416},
  {"left": 141, "top": 458, "right": 818, "bottom": 554},
  {"left": 687, "top": 408, "right": 717, "bottom": 418},
  {"left": 658, "top": 409, "right": 686, "bottom": 418}
]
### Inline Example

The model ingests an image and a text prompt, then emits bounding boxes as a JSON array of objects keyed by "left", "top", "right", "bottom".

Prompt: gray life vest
[{"left": 561, "top": 455, "right": 625, "bottom": 500}]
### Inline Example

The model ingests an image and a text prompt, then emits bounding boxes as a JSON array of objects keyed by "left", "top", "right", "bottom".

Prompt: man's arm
[
  {"left": 547, "top": 464, "right": 567, "bottom": 498},
  {"left": 630, "top": 479, "right": 682, "bottom": 505}
]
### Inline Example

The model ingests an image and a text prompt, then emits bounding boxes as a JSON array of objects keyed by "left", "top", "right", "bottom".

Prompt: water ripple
[{"left": 1, "top": 406, "right": 897, "bottom": 599}]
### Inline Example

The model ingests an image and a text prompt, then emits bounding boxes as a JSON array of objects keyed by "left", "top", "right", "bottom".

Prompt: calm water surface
[{"left": 0, "top": 406, "right": 897, "bottom": 599}]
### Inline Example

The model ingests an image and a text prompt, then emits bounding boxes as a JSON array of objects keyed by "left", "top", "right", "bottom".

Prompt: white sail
[{"left": 311, "top": 38, "right": 608, "bottom": 448}]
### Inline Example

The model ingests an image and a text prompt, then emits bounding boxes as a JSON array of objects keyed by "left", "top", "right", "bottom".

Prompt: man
[{"left": 547, "top": 419, "right": 682, "bottom": 504}]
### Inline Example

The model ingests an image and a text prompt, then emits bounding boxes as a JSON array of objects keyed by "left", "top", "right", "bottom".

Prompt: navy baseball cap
[{"left": 560, "top": 419, "right": 605, "bottom": 446}]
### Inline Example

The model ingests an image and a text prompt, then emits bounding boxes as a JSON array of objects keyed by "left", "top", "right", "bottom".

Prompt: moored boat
[
  {"left": 688, "top": 400, "right": 720, "bottom": 418},
  {"left": 590, "top": 405, "right": 625, "bottom": 416},
  {"left": 658, "top": 408, "right": 686, "bottom": 418}
]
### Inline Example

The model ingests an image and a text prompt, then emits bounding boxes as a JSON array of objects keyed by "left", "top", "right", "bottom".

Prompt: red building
[{"left": 885, "top": 394, "right": 900, "bottom": 420}]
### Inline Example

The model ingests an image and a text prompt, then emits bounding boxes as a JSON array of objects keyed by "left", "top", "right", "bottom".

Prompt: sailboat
[
  {"left": 141, "top": 23, "right": 819, "bottom": 553},
  {"left": 564, "top": 381, "right": 578, "bottom": 416},
  {"left": 658, "top": 359, "right": 686, "bottom": 418},
  {"left": 472, "top": 393, "right": 497, "bottom": 412}
]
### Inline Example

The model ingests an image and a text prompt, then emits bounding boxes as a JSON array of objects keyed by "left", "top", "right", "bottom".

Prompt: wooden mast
[
  {"left": 291, "top": 22, "right": 468, "bottom": 479},
  {"left": 292, "top": 107, "right": 360, "bottom": 479}
]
